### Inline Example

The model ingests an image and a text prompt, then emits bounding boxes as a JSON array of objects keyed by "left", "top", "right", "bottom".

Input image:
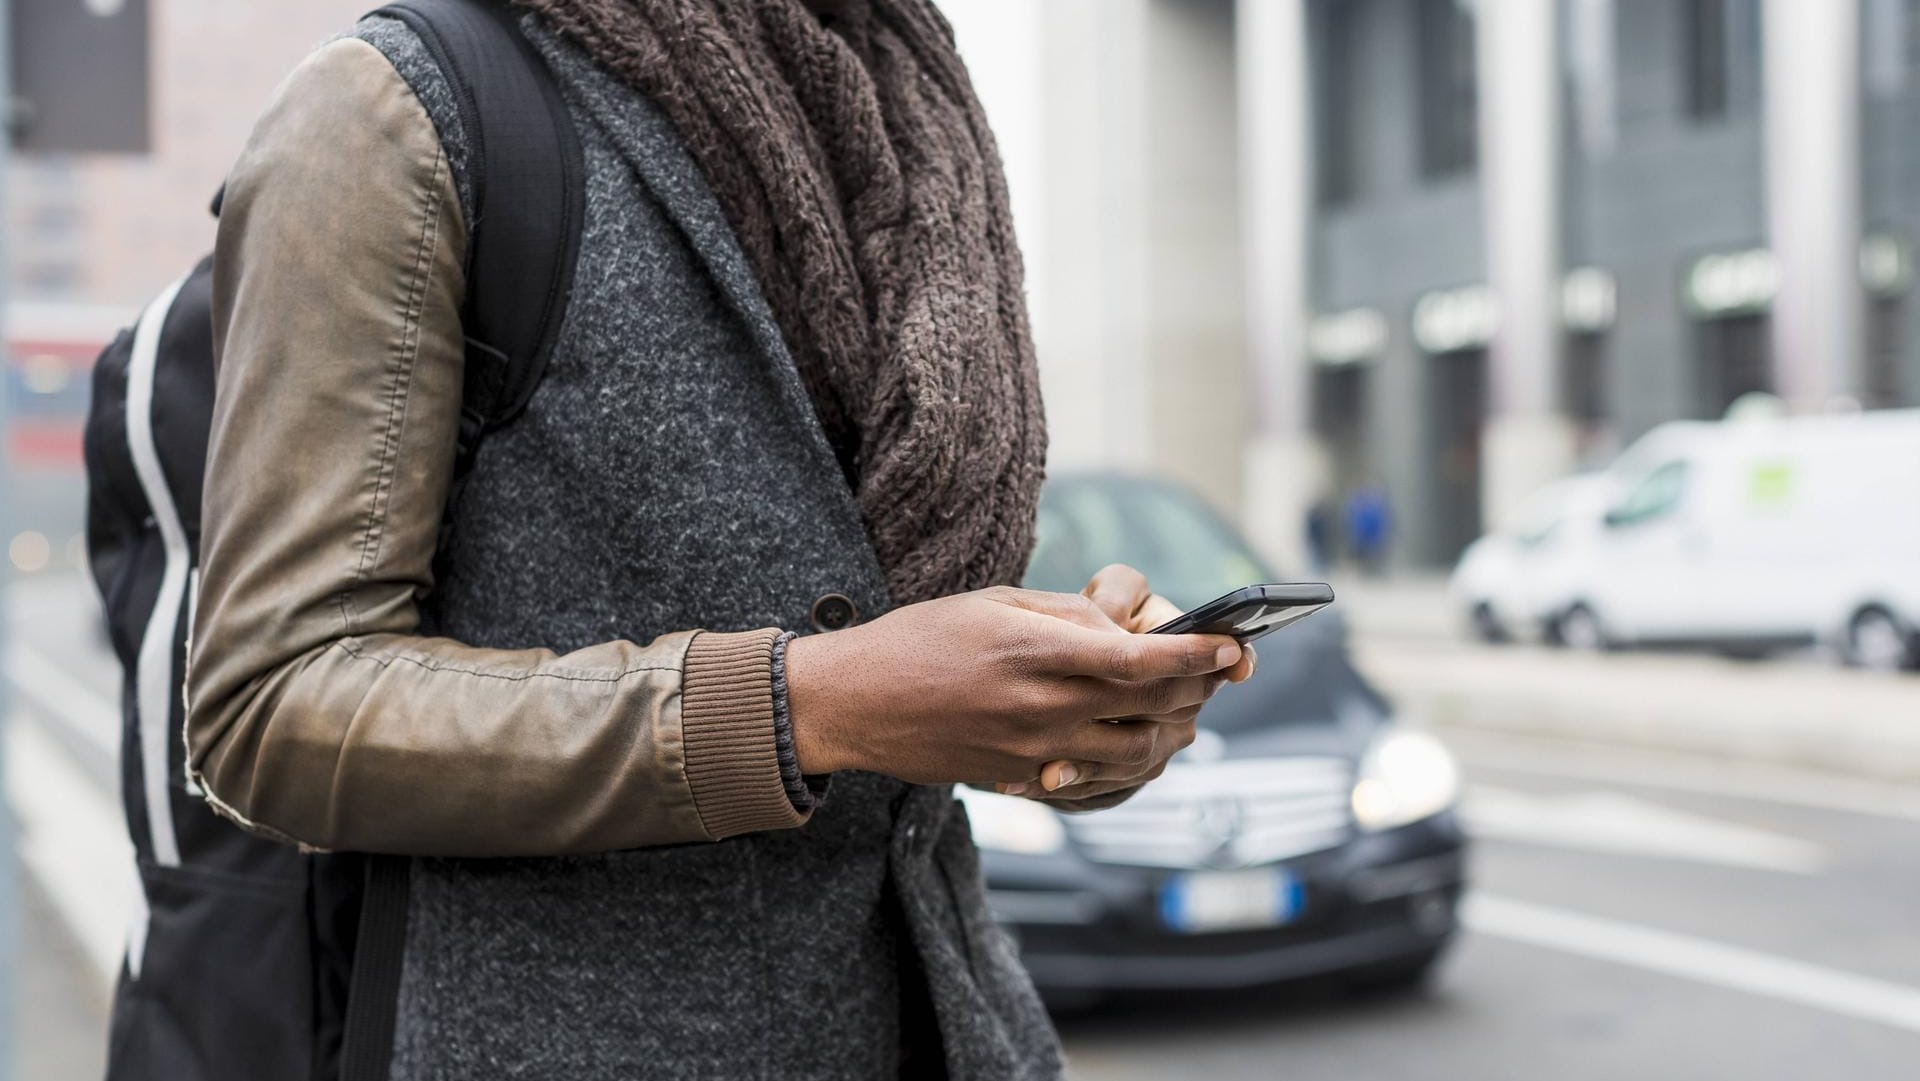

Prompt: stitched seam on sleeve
[
  {"left": 334, "top": 639, "right": 675, "bottom": 683},
  {"left": 342, "top": 142, "right": 447, "bottom": 635}
]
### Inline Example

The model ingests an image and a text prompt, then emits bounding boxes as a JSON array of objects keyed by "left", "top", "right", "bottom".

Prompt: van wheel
[
  {"left": 1554, "top": 604, "right": 1609, "bottom": 652},
  {"left": 1470, "top": 603, "right": 1509, "bottom": 644},
  {"left": 1847, "top": 607, "right": 1919, "bottom": 672}
]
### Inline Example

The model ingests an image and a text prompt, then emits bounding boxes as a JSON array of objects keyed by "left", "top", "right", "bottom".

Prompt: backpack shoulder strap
[
  {"left": 337, "top": 6, "right": 581, "bottom": 1081},
  {"left": 371, "top": 0, "right": 585, "bottom": 462}
]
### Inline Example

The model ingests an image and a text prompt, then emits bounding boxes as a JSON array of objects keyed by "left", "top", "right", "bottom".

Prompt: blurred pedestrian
[
  {"left": 1306, "top": 498, "right": 1336, "bottom": 575},
  {"left": 182, "top": 2, "right": 1250, "bottom": 1079},
  {"left": 1346, "top": 484, "right": 1393, "bottom": 575}
]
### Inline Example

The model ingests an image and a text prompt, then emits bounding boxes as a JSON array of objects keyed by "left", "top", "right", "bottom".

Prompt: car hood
[{"left": 1193, "top": 608, "right": 1393, "bottom": 761}]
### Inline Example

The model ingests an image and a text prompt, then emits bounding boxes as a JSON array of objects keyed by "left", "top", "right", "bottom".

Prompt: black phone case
[{"left": 1147, "top": 583, "right": 1336, "bottom": 642}]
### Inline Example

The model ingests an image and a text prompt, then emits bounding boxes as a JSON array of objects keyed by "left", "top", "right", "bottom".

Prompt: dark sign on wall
[{"left": 7, "top": 0, "right": 150, "bottom": 153}]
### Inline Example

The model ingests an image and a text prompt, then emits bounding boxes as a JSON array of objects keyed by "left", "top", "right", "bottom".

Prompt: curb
[{"left": 1353, "top": 640, "right": 1920, "bottom": 785}]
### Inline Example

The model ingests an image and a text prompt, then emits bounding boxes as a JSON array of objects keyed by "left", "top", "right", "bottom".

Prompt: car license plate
[{"left": 1160, "top": 868, "right": 1303, "bottom": 934}]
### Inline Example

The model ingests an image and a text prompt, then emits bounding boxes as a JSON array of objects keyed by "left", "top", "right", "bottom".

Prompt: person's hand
[
  {"left": 784, "top": 586, "right": 1244, "bottom": 788},
  {"left": 1004, "top": 564, "right": 1258, "bottom": 810}
]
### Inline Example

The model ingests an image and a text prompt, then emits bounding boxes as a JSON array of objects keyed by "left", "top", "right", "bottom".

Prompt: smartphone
[{"left": 1147, "top": 583, "right": 1335, "bottom": 644}]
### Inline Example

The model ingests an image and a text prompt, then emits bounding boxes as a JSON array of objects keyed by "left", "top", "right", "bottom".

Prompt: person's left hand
[{"left": 995, "top": 563, "right": 1257, "bottom": 811}]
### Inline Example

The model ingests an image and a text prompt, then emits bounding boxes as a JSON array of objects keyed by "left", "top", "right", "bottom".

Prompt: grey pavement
[
  {"left": 1333, "top": 574, "right": 1920, "bottom": 782},
  {"left": 12, "top": 874, "right": 109, "bottom": 1081},
  {"left": 1064, "top": 735, "right": 1920, "bottom": 1080}
]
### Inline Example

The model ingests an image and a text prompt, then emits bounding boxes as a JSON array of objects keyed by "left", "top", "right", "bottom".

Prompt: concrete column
[
  {"left": 1235, "top": 0, "right": 1319, "bottom": 574},
  {"left": 1030, "top": 0, "right": 1154, "bottom": 476},
  {"left": 1477, "top": 0, "right": 1579, "bottom": 531},
  {"left": 1764, "top": 0, "right": 1864, "bottom": 410}
]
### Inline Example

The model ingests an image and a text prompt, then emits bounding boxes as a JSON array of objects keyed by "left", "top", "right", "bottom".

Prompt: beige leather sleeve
[{"left": 187, "top": 38, "right": 808, "bottom": 857}]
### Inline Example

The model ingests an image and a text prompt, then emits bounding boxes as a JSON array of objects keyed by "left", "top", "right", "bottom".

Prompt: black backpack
[{"left": 80, "top": 2, "right": 583, "bottom": 1078}]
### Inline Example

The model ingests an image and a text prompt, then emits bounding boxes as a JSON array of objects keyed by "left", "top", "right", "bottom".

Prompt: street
[
  {"left": 1065, "top": 728, "right": 1920, "bottom": 1079},
  {"left": 7, "top": 573, "right": 1920, "bottom": 1078}
]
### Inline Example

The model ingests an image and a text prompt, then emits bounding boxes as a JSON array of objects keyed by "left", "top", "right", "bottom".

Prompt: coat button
[{"left": 810, "top": 593, "right": 858, "bottom": 633}]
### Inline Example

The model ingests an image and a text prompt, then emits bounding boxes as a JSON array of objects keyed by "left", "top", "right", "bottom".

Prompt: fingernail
[
  {"left": 1053, "top": 764, "right": 1080, "bottom": 788},
  {"left": 1002, "top": 782, "right": 1031, "bottom": 796},
  {"left": 1215, "top": 643, "right": 1240, "bottom": 669},
  {"left": 1244, "top": 645, "right": 1258, "bottom": 678}
]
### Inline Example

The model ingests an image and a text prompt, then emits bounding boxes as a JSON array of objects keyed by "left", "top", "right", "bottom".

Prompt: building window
[
  {"left": 1684, "top": 0, "right": 1730, "bottom": 119},
  {"left": 1866, "top": 297, "right": 1906, "bottom": 408},
  {"left": 1416, "top": 0, "right": 1478, "bottom": 178},
  {"left": 1314, "top": 0, "right": 1366, "bottom": 205},
  {"left": 1908, "top": 0, "right": 1920, "bottom": 70},
  {"left": 1312, "top": 363, "right": 1372, "bottom": 491},
  {"left": 1865, "top": 0, "right": 1907, "bottom": 98},
  {"left": 1683, "top": 0, "right": 1761, "bottom": 121},
  {"left": 1564, "top": 333, "right": 1609, "bottom": 423},
  {"left": 1568, "top": 0, "right": 1619, "bottom": 155},
  {"left": 1696, "top": 314, "right": 1771, "bottom": 417}
]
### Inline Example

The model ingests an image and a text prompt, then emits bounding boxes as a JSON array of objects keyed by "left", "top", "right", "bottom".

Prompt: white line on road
[
  {"left": 1465, "top": 893, "right": 1920, "bottom": 1037},
  {"left": 1463, "top": 785, "right": 1828, "bottom": 874},
  {"left": 5, "top": 643, "right": 121, "bottom": 762}
]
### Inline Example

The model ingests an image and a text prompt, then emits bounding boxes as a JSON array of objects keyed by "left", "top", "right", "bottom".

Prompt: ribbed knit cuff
[{"left": 681, "top": 628, "right": 812, "bottom": 839}]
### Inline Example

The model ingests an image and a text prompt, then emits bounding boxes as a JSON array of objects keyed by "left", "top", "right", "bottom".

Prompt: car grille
[{"left": 1063, "top": 757, "right": 1355, "bottom": 870}]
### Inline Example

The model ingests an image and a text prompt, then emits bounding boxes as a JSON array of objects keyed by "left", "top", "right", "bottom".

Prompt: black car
[{"left": 965, "top": 474, "right": 1467, "bottom": 1002}]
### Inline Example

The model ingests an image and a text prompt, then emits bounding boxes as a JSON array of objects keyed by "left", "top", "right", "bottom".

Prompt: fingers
[
  {"left": 1034, "top": 786, "right": 1146, "bottom": 813},
  {"left": 1082, "top": 564, "right": 1151, "bottom": 627},
  {"left": 1056, "top": 717, "right": 1196, "bottom": 769},
  {"left": 1039, "top": 758, "right": 1089, "bottom": 791},
  {"left": 989, "top": 587, "right": 1126, "bottom": 634},
  {"left": 1018, "top": 731, "right": 1186, "bottom": 800},
  {"left": 1133, "top": 593, "right": 1184, "bottom": 634},
  {"left": 1085, "top": 674, "right": 1220, "bottom": 721},
  {"left": 1042, "top": 623, "right": 1243, "bottom": 681},
  {"left": 988, "top": 586, "right": 1251, "bottom": 683},
  {"left": 1224, "top": 642, "right": 1258, "bottom": 683}
]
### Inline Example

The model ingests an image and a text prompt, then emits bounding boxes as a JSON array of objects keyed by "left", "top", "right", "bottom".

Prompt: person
[
  {"left": 1345, "top": 483, "right": 1393, "bottom": 575},
  {"left": 183, "top": 1, "right": 1252, "bottom": 1078},
  {"left": 1305, "top": 497, "right": 1336, "bottom": 575}
]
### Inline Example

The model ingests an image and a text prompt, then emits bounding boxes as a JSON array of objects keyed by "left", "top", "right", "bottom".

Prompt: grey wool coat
[
  {"left": 275, "top": 12, "right": 1062, "bottom": 1080},
  {"left": 379, "top": 17, "right": 1061, "bottom": 1080}
]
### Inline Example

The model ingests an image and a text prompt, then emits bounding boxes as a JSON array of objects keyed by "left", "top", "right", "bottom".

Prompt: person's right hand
[{"left": 784, "top": 586, "right": 1243, "bottom": 787}]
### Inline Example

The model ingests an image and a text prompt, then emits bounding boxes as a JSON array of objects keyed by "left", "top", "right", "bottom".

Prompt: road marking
[
  {"left": 5, "top": 643, "right": 119, "bottom": 761},
  {"left": 1447, "top": 732, "right": 1920, "bottom": 823},
  {"left": 1463, "top": 785, "right": 1827, "bottom": 874},
  {"left": 4, "top": 711, "right": 137, "bottom": 993},
  {"left": 1465, "top": 894, "right": 1920, "bottom": 1036}
]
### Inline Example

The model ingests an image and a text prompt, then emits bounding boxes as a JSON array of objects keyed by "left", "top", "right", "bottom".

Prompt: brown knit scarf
[{"left": 516, "top": 0, "right": 1047, "bottom": 605}]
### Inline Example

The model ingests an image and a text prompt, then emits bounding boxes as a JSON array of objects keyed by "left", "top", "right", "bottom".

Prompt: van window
[{"left": 1607, "top": 460, "right": 1690, "bottom": 527}]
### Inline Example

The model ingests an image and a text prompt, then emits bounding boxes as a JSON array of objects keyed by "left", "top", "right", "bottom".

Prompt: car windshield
[{"left": 1024, "top": 479, "right": 1275, "bottom": 612}]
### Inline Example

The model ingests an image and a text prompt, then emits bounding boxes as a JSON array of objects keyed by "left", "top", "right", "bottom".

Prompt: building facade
[
  {"left": 1300, "top": 0, "right": 1920, "bottom": 567},
  {"left": 11, "top": 0, "right": 1915, "bottom": 573},
  {"left": 958, "top": 0, "right": 1920, "bottom": 570},
  {"left": 6, "top": 1, "right": 371, "bottom": 313}
]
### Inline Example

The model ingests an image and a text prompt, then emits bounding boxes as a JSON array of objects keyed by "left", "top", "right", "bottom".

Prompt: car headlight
[
  {"left": 1351, "top": 727, "right": 1461, "bottom": 831},
  {"left": 954, "top": 785, "right": 1068, "bottom": 855}
]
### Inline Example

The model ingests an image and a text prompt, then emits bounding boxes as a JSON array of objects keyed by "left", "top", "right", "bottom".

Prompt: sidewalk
[
  {"left": 1333, "top": 576, "right": 1920, "bottom": 784},
  {"left": 9, "top": 867, "right": 109, "bottom": 1079},
  {"left": 1325, "top": 573, "right": 1462, "bottom": 642}
]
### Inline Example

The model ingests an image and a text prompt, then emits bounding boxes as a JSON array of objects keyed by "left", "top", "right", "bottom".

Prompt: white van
[
  {"left": 1545, "top": 409, "right": 1920, "bottom": 670},
  {"left": 1450, "top": 474, "right": 1613, "bottom": 642}
]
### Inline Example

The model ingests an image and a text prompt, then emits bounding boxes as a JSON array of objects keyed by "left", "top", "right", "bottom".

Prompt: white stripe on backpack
[{"left": 125, "top": 274, "right": 192, "bottom": 880}]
